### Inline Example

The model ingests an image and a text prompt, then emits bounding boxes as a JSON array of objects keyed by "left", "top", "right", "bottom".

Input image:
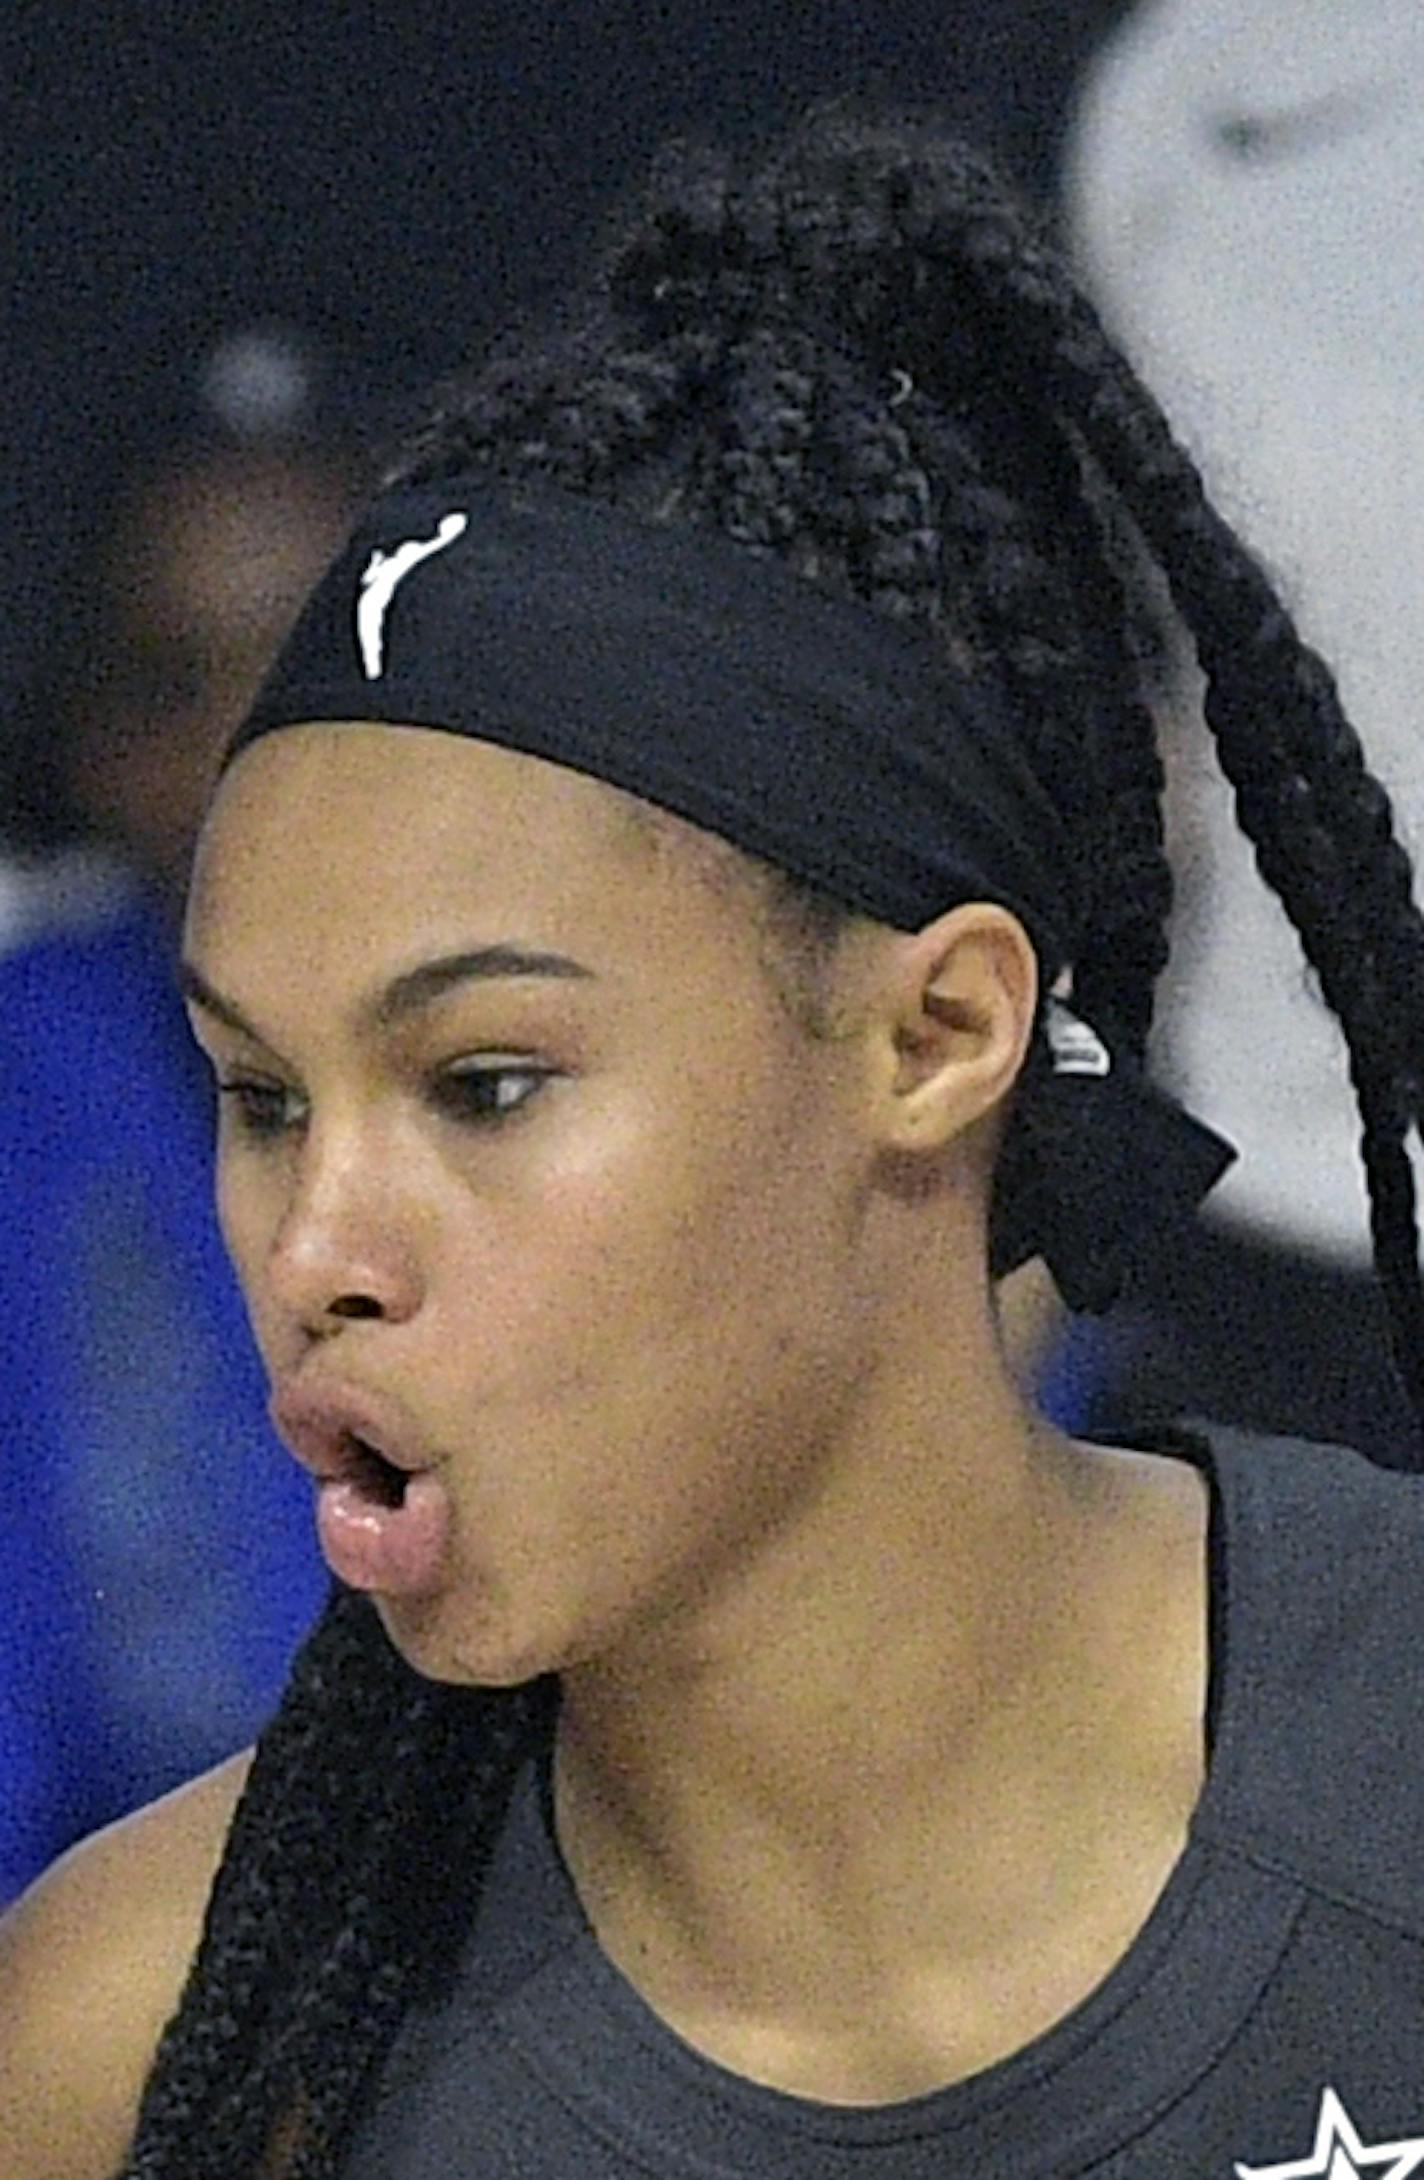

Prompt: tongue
[{"left": 315, "top": 1472, "right": 452, "bottom": 1595}]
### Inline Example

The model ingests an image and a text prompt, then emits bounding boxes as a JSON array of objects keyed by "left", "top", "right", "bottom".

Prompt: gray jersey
[{"left": 347, "top": 1432, "right": 1424, "bottom": 2177}]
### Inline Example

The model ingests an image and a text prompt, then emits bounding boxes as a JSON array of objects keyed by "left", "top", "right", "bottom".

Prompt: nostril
[{"left": 328, "top": 1293, "right": 385, "bottom": 1320}]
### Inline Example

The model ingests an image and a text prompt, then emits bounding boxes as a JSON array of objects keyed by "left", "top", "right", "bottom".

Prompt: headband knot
[{"left": 992, "top": 999, "right": 1234, "bottom": 1310}]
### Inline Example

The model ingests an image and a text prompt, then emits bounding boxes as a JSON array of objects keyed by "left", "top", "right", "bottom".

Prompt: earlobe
[{"left": 881, "top": 904, "right": 1039, "bottom": 1153}]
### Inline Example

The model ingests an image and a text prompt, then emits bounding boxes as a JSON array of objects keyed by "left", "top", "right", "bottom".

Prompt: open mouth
[{"left": 344, "top": 1432, "right": 409, "bottom": 1509}]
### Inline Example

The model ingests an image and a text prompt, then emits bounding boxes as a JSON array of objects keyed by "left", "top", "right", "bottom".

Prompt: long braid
[
  {"left": 817, "top": 352, "right": 1170, "bottom": 1060},
  {"left": 959, "top": 219, "right": 1419, "bottom": 990},
  {"left": 942, "top": 220, "right": 1424, "bottom": 1398},
  {"left": 118, "top": 1595, "right": 550, "bottom": 2180},
  {"left": 1027, "top": 449, "right": 1172, "bottom": 1059},
  {"left": 123, "top": 107, "right": 1424, "bottom": 2175},
  {"left": 717, "top": 326, "right": 817, "bottom": 553},
  {"left": 122, "top": 1593, "right": 399, "bottom": 2172},
  {"left": 278, "top": 1666, "right": 553, "bottom": 2179}
]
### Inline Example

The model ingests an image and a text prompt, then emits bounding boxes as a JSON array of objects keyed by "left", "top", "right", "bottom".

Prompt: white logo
[
  {"left": 1236, "top": 2088, "right": 1424, "bottom": 2180},
  {"left": 355, "top": 512, "right": 469, "bottom": 679}
]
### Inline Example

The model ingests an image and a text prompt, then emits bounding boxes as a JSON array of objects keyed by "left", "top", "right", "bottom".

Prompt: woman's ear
[{"left": 874, "top": 902, "right": 1039, "bottom": 1154}]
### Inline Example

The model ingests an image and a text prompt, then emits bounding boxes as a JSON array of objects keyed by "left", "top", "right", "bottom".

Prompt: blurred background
[{"left": 6, "top": 0, "right": 1421, "bottom": 1903}]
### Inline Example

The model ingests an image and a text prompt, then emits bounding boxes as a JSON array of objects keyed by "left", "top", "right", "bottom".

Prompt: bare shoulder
[{"left": 0, "top": 1747, "right": 253, "bottom": 2180}]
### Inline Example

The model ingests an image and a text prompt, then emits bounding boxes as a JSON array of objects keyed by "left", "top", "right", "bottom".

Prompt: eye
[
  {"left": 216, "top": 1077, "right": 306, "bottom": 1142},
  {"left": 432, "top": 1064, "right": 553, "bottom": 1127}
]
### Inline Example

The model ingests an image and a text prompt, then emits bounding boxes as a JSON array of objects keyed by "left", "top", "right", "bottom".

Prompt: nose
[{"left": 263, "top": 1111, "right": 425, "bottom": 1335}]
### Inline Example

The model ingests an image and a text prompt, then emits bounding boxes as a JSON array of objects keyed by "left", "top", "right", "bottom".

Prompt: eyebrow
[{"left": 178, "top": 944, "right": 595, "bottom": 1045}]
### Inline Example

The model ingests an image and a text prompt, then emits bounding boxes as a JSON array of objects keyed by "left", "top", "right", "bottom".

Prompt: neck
[{"left": 552, "top": 1330, "right": 1208, "bottom": 2094}]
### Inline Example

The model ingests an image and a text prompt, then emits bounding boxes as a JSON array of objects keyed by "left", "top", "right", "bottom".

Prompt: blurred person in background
[
  {"left": 0, "top": 330, "right": 355, "bottom": 1903},
  {"left": 1064, "top": 0, "right": 1424, "bottom": 1465}
]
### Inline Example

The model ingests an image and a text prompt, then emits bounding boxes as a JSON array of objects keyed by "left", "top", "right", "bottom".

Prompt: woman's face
[{"left": 184, "top": 724, "right": 882, "bottom": 1685}]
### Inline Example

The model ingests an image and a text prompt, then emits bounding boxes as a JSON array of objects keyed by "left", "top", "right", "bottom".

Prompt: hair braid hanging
[
  {"left": 944, "top": 199, "right": 1424, "bottom": 1403},
  {"left": 118, "top": 1594, "right": 552, "bottom": 2180}
]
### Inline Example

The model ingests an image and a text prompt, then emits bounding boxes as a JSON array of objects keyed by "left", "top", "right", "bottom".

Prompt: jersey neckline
[{"left": 485, "top": 1430, "right": 1305, "bottom": 2177}]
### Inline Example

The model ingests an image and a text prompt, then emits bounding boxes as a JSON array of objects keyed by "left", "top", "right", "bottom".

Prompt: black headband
[
  {"left": 227, "top": 480, "right": 1077, "bottom": 954},
  {"left": 222, "top": 477, "right": 1232, "bottom": 1309}
]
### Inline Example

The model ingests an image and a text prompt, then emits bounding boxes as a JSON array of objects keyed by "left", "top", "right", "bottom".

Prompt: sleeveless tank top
[{"left": 345, "top": 1430, "right": 1424, "bottom": 2176}]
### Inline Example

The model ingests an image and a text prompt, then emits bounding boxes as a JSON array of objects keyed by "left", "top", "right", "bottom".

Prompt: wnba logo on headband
[{"left": 356, "top": 512, "right": 469, "bottom": 679}]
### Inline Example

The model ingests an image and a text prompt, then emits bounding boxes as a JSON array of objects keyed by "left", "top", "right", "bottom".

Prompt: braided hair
[{"left": 117, "top": 106, "right": 1424, "bottom": 2177}]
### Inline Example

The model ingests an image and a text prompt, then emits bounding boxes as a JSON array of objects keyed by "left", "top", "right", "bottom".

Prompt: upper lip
[{"left": 269, "top": 1377, "right": 438, "bottom": 1484}]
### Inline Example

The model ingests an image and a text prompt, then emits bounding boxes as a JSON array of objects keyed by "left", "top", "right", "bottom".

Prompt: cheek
[
  {"left": 436, "top": 1138, "right": 858, "bottom": 1681},
  {"left": 213, "top": 1155, "right": 286, "bottom": 1348},
  {"left": 435, "top": 1085, "right": 856, "bottom": 1486},
  {"left": 214, "top": 1157, "right": 251, "bottom": 1273}
]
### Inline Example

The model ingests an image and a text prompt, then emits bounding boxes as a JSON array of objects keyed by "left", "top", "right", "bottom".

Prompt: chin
[{"left": 371, "top": 1587, "right": 575, "bottom": 1692}]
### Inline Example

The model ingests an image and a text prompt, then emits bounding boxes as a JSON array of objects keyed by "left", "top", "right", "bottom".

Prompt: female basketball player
[{"left": 6, "top": 106, "right": 1424, "bottom": 2179}]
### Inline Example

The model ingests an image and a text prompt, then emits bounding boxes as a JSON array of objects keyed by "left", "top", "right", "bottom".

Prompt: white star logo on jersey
[
  {"left": 355, "top": 511, "right": 469, "bottom": 679},
  {"left": 1235, "top": 2088, "right": 1424, "bottom": 2180}
]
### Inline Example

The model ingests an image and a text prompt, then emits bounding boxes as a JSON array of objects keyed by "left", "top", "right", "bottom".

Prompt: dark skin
[{"left": 178, "top": 721, "right": 1209, "bottom": 2103}]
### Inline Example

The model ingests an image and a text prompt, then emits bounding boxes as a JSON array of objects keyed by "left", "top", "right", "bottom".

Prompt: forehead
[{"left": 184, "top": 722, "right": 740, "bottom": 997}]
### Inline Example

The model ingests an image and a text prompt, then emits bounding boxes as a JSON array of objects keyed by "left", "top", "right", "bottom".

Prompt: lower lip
[{"left": 315, "top": 1471, "right": 453, "bottom": 1596}]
